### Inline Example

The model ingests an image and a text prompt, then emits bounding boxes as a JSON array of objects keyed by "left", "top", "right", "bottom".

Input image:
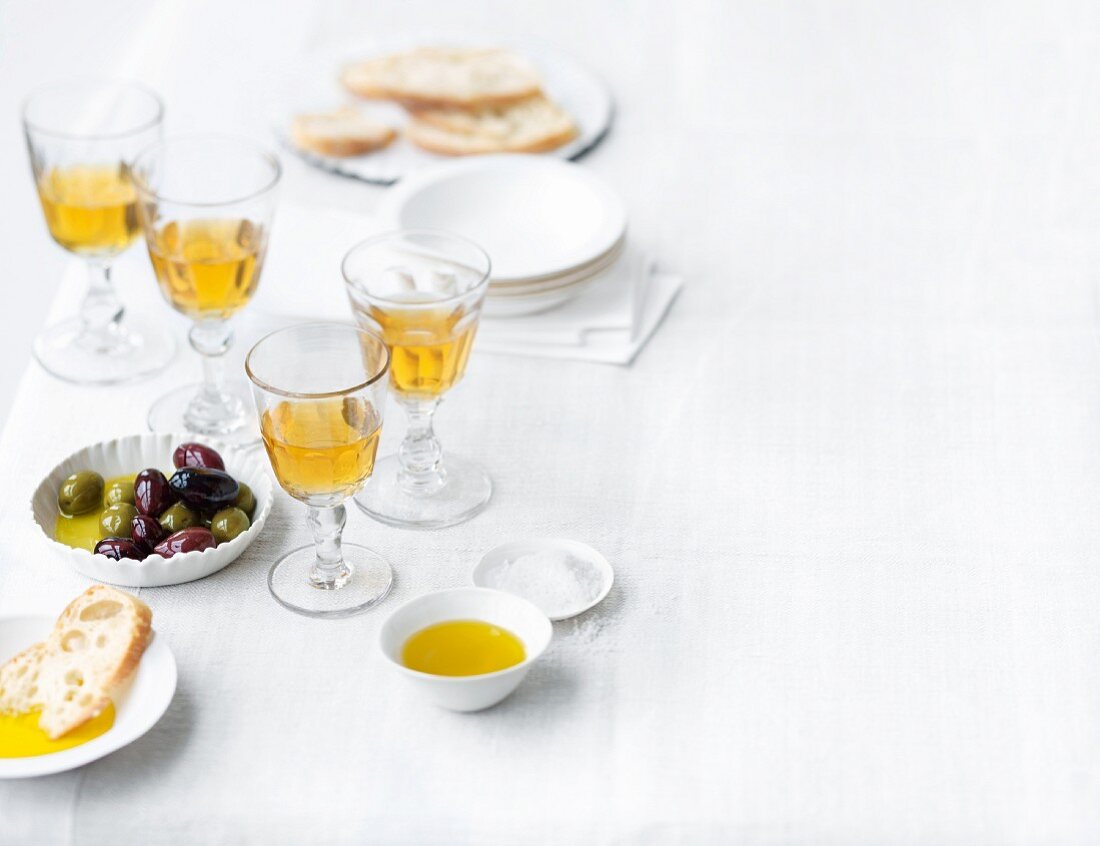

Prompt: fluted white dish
[
  {"left": 0, "top": 613, "right": 177, "bottom": 779},
  {"left": 30, "top": 434, "right": 274, "bottom": 588},
  {"left": 379, "top": 587, "right": 552, "bottom": 712}
]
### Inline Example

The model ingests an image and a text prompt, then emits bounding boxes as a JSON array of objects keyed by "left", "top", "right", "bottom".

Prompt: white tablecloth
[{"left": 3, "top": 1, "right": 1100, "bottom": 844}]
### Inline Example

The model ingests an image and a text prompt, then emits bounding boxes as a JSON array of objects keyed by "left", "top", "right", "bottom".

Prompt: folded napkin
[{"left": 252, "top": 203, "right": 682, "bottom": 365}]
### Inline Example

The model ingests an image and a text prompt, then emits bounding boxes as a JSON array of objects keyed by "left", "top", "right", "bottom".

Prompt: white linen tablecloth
[{"left": 3, "top": 1, "right": 1100, "bottom": 844}]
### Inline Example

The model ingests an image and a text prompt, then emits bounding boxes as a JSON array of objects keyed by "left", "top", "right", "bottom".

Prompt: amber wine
[
  {"left": 260, "top": 398, "right": 382, "bottom": 503},
  {"left": 147, "top": 219, "right": 264, "bottom": 319},
  {"left": 36, "top": 165, "right": 138, "bottom": 256},
  {"left": 366, "top": 298, "right": 478, "bottom": 398}
]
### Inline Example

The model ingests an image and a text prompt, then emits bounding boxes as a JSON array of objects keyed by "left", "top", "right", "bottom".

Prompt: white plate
[
  {"left": 488, "top": 234, "right": 625, "bottom": 290},
  {"left": 379, "top": 155, "right": 628, "bottom": 282},
  {"left": 269, "top": 39, "right": 614, "bottom": 185},
  {"left": 0, "top": 614, "right": 177, "bottom": 778},
  {"left": 472, "top": 539, "right": 614, "bottom": 621},
  {"left": 30, "top": 434, "right": 274, "bottom": 588}
]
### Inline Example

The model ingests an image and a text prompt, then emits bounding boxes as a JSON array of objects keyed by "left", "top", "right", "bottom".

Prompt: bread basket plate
[
  {"left": 264, "top": 37, "right": 614, "bottom": 185},
  {"left": 30, "top": 434, "right": 274, "bottom": 588},
  {"left": 0, "top": 614, "right": 176, "bottom": 779}
]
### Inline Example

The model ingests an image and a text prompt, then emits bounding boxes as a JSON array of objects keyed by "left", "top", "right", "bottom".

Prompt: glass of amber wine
[
  {"left": 247, "top": 323, "right": 392, "bottom": 618},
  {"left": 23, "top": 80, "right": 175, "bottom": 384},
  {"left": 343, "top": 230, "right": 492, "bottom": 529},
  {"left": 132, "top": 135, "right": 280, "bottom": 445}
]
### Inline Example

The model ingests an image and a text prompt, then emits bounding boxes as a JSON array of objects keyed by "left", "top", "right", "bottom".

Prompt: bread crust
[
  {"left": 0, "top": 585, "right": 153, "bottom": 739},
  {"left": 405, "top": 97, "right": 579, "bottom": 156},
  {"left": 291, "top": 109, "right": 397, "bottom": 158},
  {"left": 340, "top": 47, "right": 543, "bottom": 110}
]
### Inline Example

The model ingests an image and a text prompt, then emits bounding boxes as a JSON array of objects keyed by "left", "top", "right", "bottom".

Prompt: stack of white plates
[{"left": 377, "top": 155, "right": 628, "bottom": 317}]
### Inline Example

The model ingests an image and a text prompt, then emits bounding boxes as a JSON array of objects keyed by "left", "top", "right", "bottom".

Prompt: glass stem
[
  {"left": 307, "top": 504, "right": 351, "bottom": 590},
  {"left": 77, "top": 260, "right": 125, "bottom": 352},
  {"left": 398, "top": 397, "right": 446, "bottom": 495},
  {"left": 183, "top": 318, "right": 244, "bottom": 433}
]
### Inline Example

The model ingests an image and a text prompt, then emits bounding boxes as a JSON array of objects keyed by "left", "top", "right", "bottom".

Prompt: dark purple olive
[
  {"left": 173, "top": 442, "right": 225, "bottom": 471},
  {"left": 94, "top": 537, "right": 144, "bottom": 561},
  {"left": 168, "top": 467, "right": 239, "bottom": 511},
  {"left": 131, "top": 514, "right": 167, "bottom": 555},
  {"left": 135, "top": 468, "right": 174, "bottom": 517},
  {"left": 153, "top": 527, "right": 216, "bottom": 558}
]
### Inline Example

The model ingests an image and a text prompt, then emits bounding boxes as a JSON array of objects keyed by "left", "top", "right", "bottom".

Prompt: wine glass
[
  {"left": 342, "top": 230, "right": 492, "bottom": 529},
  {"left": 246, "top": 322, "right": 393, "bottom": 618},
  {"left": 132, "top": 135, "right": 280, "bottom": 445},
  {"left": 23, "top": 80, "right": 175, "bottom": 384}
]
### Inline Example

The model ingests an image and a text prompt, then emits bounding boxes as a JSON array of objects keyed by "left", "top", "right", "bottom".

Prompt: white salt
[{"left": 483, "top": 550, "right": 604, "bottom": 618}]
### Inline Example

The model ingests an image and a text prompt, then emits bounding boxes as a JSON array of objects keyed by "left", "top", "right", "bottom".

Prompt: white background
[{"left": 3, "top": 1, "right": 1100, "bottom": 844}]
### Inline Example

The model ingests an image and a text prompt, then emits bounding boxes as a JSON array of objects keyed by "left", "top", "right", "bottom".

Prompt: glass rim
[
  {"left": 341, "top": 229, "right": 492, "bottom": 308},
  {"left": 22, "top": 79, "right": 164, "bottom": 141},
  {"left": 130, "top": 133, "right": 283, "bottom": 208},
  {"left": 245, "top": 322, "right": 391, "bottom": 400}
]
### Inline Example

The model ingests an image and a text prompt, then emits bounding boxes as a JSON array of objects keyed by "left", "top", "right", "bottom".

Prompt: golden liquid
[
  {"left": 36, "top": 165, "right": 138, "bottom": 255},
  {"left": 147, "top": 219, "right": 263, "bottom": 319},
  {"left": 368, "top": 300, "right": 478, "bottom": 398},
  {"left": 54, "top": 474, "right": 137, "bottom": 552},
  {"left": 401, "top": 620, "right": 526, "bottom": 677},
  {"left": 260, "top": 398, "right": 382, "bottom": 502},
  {"left": 0, "top": 704, "right": 115, "bottom": 758}
]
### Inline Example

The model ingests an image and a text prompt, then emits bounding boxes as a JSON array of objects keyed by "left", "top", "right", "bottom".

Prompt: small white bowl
[
  {"left": 30, "top": 434, "right": 274, "bottom": 588},
  {"left": 472, "top": 538, "right": 614, "bottom": 621},
  {"left": 378, "top": 587, "right": 552, "bottom": 712},
  {"left": 0, "top": 612, "right": 177, "bottom": 779}
]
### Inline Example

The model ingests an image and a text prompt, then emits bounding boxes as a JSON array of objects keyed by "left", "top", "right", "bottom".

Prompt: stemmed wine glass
[
  {"left": 23, "top": 80, "right": 175, "bottom": 384},
  {"left": 132, "top": 135, "right": 280, "bottom": 445},
  {"left": 343, "top": 230, "right": 492, "bottom": 529},
  {"left": 246, "top": 323, "right": 393, "bottom": 618}
]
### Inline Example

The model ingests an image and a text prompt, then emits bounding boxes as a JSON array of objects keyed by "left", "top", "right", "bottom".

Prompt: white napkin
[{"left": 251, "top": 203, "right": 683, "bottom": 365}]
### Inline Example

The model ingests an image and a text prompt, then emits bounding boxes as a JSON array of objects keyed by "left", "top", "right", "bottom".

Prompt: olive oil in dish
[
  {"left": 401, "top": 620, "right": 525, "bottom": 676},
  {"left": 54, "top": 474, "right": 136, "bottom": 551},
  {"left": 0, "top": 704, "right": 115, "bottom": 758}
]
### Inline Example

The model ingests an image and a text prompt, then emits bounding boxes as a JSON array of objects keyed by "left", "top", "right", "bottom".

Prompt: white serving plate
[
  {"left": 488, "top": 234, "right": 625, "bottom": 290},
  {"left": 268, "top": 38, "right": 614, "bottom": 185},
  {"left": 472, "top": 539, "right": 614, "bottom": 621},
  {"left": 0, "top": 613, "right": 176, "bottom": 778},
  {"left": 30, "top": 434, "right": 274, "bottom": 588},
  {"left": 378, "top": 588, "right": 552, "bottom": 712},
  {"left": 378, "top": 155, "right": 628, "bottom": 282}
]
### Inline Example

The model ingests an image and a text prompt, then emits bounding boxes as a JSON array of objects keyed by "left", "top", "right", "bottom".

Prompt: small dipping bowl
[{"left": 379, "top": 587, "right": 552, "bottom": 712}]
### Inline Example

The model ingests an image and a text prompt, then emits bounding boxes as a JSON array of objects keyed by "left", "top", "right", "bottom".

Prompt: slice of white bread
[
  {"left": 406, "top": 95, "right": 579, "bottom": 156},
  {"left": 291, "top": 107, "right": 397, "bottom": 157},
  {"left": 341, "top": 47, "right": 542, "bottom": 109},
  {"left": 0, "top": 586, "right": 152, "bottom": 739}
]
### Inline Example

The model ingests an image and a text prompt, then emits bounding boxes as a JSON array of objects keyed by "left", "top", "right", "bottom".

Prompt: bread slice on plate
[
  {"left": 407, "top": 95, "right": 578, "bottom": 156},
  {"left": 341, "top": 47, "right": 543, "bottom": 109},
  {"left": 292, "top": 107, "right": 397, "bottom": 157},
  {"left": 0, "top": 585, "right": 152, "bottom": 740}
]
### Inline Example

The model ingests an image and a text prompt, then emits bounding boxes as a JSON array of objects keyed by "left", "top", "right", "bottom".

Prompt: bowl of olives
[{"left": 30, "top": 434, "right": 274, "bottom": 587}]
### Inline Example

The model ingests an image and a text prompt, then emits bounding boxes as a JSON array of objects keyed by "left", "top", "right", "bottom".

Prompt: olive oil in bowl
[{"left": 401, "top": 620, "right": 525, "bottom": 677}]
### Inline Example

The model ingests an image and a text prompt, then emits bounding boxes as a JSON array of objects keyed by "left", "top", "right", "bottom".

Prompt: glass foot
[
  {"left": 33, "top": 317, "right": 176, "bottom": 385},
  {"left": 268, "top": 543, "right": 393, "bottom": 618},
  {"left": 354, "top": 454, "right": 492, "bottom": 529},
  {"left": 147, "top": 380, "right": 259, "bottom": 446}
]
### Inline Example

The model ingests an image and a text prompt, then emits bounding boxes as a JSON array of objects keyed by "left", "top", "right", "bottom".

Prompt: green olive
[
  {"left": 233, "top": 482, "right": 256, "bottom": 518},
  {"left": 100, "top": 503, "right": 138, "bottom": 538},
  {"left": 58, "top": 471, "right": 104, "bottom": 516},
  {"left": 103, "top": 478, "right": 136, "bottom": 507},
  {"left": 210, "top": 507, "right": 250, "bottom": 544},
  {"left": 158, "top": 502, "right": 199, "bottom": 533}
]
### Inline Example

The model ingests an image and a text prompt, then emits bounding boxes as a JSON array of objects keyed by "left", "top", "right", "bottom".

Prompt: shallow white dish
[
  {"left": 268, "top": 39, "right": 614, "bottom": 185},
  {"left": 472, "top": 539, "right": 614, "bottom": 621},
  {"left": 378, "top": 155, "right": 628, "bottom": 282},
  {"left": 378, "top": 587, "right": 552, "bottom": 712},
  {"left": 0, "top": 613, "right": 176, "bottom": 779},
  {"left": 30, "top": 434, "right": 274, "bottom": 588}
]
